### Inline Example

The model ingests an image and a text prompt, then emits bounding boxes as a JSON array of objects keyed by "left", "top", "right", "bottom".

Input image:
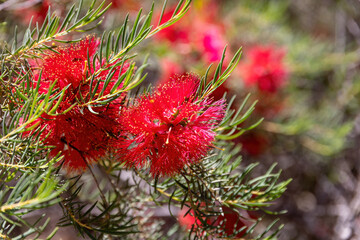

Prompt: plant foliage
[{"left": 0, "top": 0, "right": 290, "bottom": 239}]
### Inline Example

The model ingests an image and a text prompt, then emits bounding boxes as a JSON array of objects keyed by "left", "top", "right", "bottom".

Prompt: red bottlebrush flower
[
  {"left": 40, "top": 104, "right": 120, "bottom": 171},
  {"left": 27, "top": 37, "right": 128, "bottom": 172},
  {"left": 32, "top": 37, "right": 100, "bottom": 92},
  {"left": 240, "top": 46, "right": 288, "bottom": 93},
  {"left": 117, "top": 74, "right": 226, "bottom": 177}
]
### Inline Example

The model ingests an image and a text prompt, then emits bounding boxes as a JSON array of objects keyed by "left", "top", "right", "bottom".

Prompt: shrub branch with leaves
[{"left": 0, "top": 0, "right": 290, "bottom": 239}]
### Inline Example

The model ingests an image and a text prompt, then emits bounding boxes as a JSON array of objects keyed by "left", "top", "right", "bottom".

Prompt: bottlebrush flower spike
[
  {"left": 27, "top": 37, "right": 128, "bottom": 172},
  {"left": 240, "top": 45, "right": 288, "bottom": 93},
  {"left": 39, "top": 104, "right": 121, "bottom": 171},
  {"left": 32, "top": 36, "right": 100, "bottom": 92},
  {"left": 117, "top": 74, "right": 226, "bottom": 177}
]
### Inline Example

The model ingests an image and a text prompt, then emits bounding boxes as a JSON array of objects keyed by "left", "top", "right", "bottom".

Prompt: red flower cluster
[
  {"left": 29, "top": 37, "right": 127, "bottom": 172},
  {"left": 117, "top": 74, "right": 226, "bottom": 176},
  {"left": 32, "top": 37, "right": 99, "bottom": 93},
  {"left": 240, "top": 46, "right": 288, "bottom": 93},
  {"left": 25, "top": 36, "right": 226, "bottom": 176}
]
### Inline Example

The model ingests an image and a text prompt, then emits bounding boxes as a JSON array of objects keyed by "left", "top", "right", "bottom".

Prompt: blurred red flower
[
  {"left": 214, "top": 206, "right": 251, "bottom": 238},
  {"left": 155, "top": 8, "right": 190, "bottom": 47},
  {"left": 178, "top": 205, "right": 253, "bottom": 238},
  {"left": 240, "top": 46, "right": 288, "bottom": 93},
  {"left": 194, "top": 22, "right": 226, "bottom": 63},
  {"left": 117, "top": 74, "right": 226, "bottom": 176},
  {"left": 154, "top": 5, "right": 226, "bottom": 64},
  {"left": 14, "top": 0, "right": 51, "bottom": 25},
  {"left": 28, "top": 37, "right": 128, "bottom": 172},
  {"left": 235, "top": 132, "right": 270, "bottom": 156},
  {"left": 178, "top": 207, "right": 203, "bottom": 230},
  {"left": 109, "top": 0, "right": 140, "bottom": 10}
]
